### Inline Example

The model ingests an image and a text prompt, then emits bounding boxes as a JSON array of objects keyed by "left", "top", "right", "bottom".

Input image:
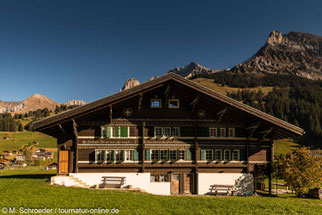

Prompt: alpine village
[{"left": 1, "top": 30, "right": 321, "bottom": 213}]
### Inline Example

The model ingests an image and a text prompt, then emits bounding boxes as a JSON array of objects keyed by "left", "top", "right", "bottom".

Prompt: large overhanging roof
[{"left": 32, "top": 73, "right": 304, "bottom": 138}]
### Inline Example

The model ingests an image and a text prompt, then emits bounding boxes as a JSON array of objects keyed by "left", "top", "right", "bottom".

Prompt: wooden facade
[{"left": 33, "top": 73, "right": 304, "bottom": 195}]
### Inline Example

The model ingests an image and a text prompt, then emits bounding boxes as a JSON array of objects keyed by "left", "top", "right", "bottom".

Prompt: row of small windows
[
  {"left": 151, "top": 99, "right": 179, "bottom": 109},
  {"left": 200, "top": 149, "right": 245, "bottom": 161},
  {"left": 96, "top": 149, "right": 245, "bottom": 162},
  {"left": 95, "top": 150, "right": 138, "bottom": 162},
  {"left": 146, "top": 149, "right": 190, "bottom": 161},
  {"left": 100, "top": 126, "right": 236, "bottom": 138},
  {"left": 101, "top": 126, "right": 130, "bottom": 138}
]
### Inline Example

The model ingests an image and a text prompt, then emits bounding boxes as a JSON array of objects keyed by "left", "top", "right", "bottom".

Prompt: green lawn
[
  {"left": 0, "top": 131, "right": 56, "bottom": 153},
  {"left": 274, "top": 139, "right": 299, "bottom": 156},
  {"left": 0, "top": 169, "right": 321, "bottom": 215}
]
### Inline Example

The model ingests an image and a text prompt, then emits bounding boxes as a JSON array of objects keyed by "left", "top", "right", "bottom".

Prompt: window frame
[
  {"left": 151, "top": 99, "right": 162, "bottom": 108},
  {"left": 232, "top": 149, "right": 240, "bottom": 161},
  {"left": 160, "top": 150, "right": 168, "bottom": 160},
  {"left": 178, "top": 150, "right": 185, "bottom": 160},
  {"left": 163, "top": 127, "right": 171, "bottom": 137},
  {"left": 228, "top": 128, "right": 235, "bottom": 137},
  {"left": 209, "top": 127, "right": 217, "bottom": 137},
  {"left": 151, "top": 150, "right": 159, "bottom": 161},
  {"left": 169, "top": 150, "right": 177, "bottom": 160},
  {"left": 172, "top": 127, "right": 180, "bottom": 137},
  {"left": 125, "top": 150, "right": 134, "bottom": 162},
  {"left": 168, "top": 99, "right": 180, "bottom": 109},
  {"left": 114, "top": 150, "right": 123, "bottom": 162},
  {"left": 205, "top": 149, "right": 213, "bottom": 161},
  {"left": 219, "top": 128, "right": 226, "bottom": 137},
  {"left": 95, "top": 150, "right": 105, "bottom": 163},
  {"left": 224, "top": 149, "right": 231, "bottom": 161},
  {"left": 215, "top": 149, "right": 222, "bottom": 161},
  {"left": 154, "top": 127, "right": 163, "bottom": 137},
  {"left": 106, "top": 150, "right": 113, "bottom": 162}
]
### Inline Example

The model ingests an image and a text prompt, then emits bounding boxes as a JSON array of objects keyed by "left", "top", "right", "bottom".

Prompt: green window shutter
[
  {"left": 103, "top": 150, "right": 107, "bottom": 162},
  {"left": 101, "top": 127, "right": 104, "bottom": 138},
  {"left": 213, "top": 149, "right": 216, "bottom": 160},
  {"left": 112, "top": 150, "right": 116, "bottom": 161},
  {"left": 222, "top": 149, "right": 225, "bottom": 160},
  {"left": 120, "top": 126, "right": 128, "bottom": 137},
  {"left": 133, "top": 150, "right": 138, "bottom": 161},
  {"left": 240, "top": 149, "right": 246, "bottom": 161},
  {"left": 106, "top": 126, "right": 111, "bottom": 138},
  {"left": 145, "top": 149, "right": 150, "bottom": 161},
  {"left": 176, "top": 150, "right": 179, "bottom": 161},
  {"left": 200, "top": 149, "right": 205, "bottom": 161},
  {"left": 122, "top": 150, "right": 125, "bottom": 161},
  {"left": 186, "top": 149, "right": 191, "bottom": 160},
  {"left": 114, "top": 127, "right": 120, "bottom": 137},
  {"left": 158, "top": 150, "right": 161, "bottom": 160}
]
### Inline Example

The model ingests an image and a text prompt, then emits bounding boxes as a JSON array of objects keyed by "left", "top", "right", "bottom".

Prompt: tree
[{"left": 280, "top": 147, "right": 322, "bottom": 197}]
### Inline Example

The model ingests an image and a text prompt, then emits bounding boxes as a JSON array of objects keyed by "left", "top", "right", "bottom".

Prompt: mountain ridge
[{"left": 170, "top": 31, "right": 322, "bottom": 80}]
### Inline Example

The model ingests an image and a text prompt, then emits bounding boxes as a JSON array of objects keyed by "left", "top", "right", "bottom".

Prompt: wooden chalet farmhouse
[{"left": 33, "top": 73, "right": 304, "bottom": 195}]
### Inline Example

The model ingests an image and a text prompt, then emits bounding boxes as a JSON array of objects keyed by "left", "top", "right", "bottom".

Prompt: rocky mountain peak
[
  {"left": 169, "top": 62, "right": 223, "bottom": 78},
  {"left": 121, "top": 78, "right": 141, "bottom": 91},
  {"left": 231, "top": 31, "right": 322, "bottom": 80},
  {"left": 266, "top": 30, "right": 283, "bottom": 45}
]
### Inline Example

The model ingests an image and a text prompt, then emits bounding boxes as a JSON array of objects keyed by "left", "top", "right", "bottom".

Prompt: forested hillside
[{"left": 192, "top": 73, "right": 322, "bottom": 148}]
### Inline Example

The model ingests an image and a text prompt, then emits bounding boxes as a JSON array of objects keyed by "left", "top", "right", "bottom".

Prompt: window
[
  {"left": 172, "top": 127, "right": 180, "bottom": 137},
  {"left": 168, "top": 99, "right": 179, "bottom": 108},
  {"left": 159, "top": 175, "right": 169, "bottom": 182},
  {"left": 163, "top": 127, "right": 171, "bottom": 137},
  {"left": 205, "top": 150, "right": 213, "bottom": 161},
  {"left": 151, "top": 174, "right": 169, "bottom": 182},
  {"left": 151, "top": 150, "right": 159, "bottom": 161},
  {"left": 151, "top": 99, "right": 161, "bottom": 108},
  {"left": 125, "top": 150, "right": 134, "bottom": 161},
  {"left": 106, "top": 150, "right": 113, "bottom": 161},
  {"left": 96, "top": 150, "right": 105, "bottom": 162},
  {"left": 160, "top": 150, "right": 168, "bottom": 160},
  {"left": 209, "top": 127, "right": 217, "bottom": 137},
  {"left": 215, "top": 150, "right": 222, "bottom": 161},
  {"left": 150, "top": 174, "right": 158, "bottom": 182},
  {"left": 155, "top": 127, "right": 163, "bottom": 137},
  {"left": 224, "top": 149, "right": 231, "bottom": 161},
  {"left": 232, "top": 150, "right": 239, "bottom": 161},
  {"left": 228, "top": 128, "right": 235, "bottom": 137},
  {"left": 219, "top": 128, "right": 226, "bottom": 137},
  {"left": 178, "top": 150, "right": 185, "bottom": 160},
  {"left": 169, "top": 150, "right": 177, "bottom": 160},
  {"left": 115, "top": 150, "right": 123, "bottom": 161}
]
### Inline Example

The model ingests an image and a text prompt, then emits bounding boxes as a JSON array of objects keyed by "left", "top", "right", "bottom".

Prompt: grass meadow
[{"left": 0, "top": 169, "right": 321, "bottom": 215}]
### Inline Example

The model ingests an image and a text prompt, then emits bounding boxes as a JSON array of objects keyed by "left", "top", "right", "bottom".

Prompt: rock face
[
  {"left": 169, "top": 62, "right": 223, "bottom": 78},
  {"left": 0, "top": 93, "right": 60, "bottom": 114},
  {"left": 121, "top": 78, "right": 141, "bottom": 91},
  {"left": 65, "top": 100, "right": 87, "bottom": 106},
  {"left": 231, "top": 31, "right": 322, "bottom": 80}
]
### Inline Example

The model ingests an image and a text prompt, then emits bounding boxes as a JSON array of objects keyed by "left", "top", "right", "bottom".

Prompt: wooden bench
[
  {"left": 100, "top": 176, "right": 126, "bottom": 188},
  {"left": 209, "top": 184, "right": 236, "bottom": 196}
]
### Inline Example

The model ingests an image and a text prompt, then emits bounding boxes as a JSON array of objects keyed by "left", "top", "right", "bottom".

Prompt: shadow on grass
[{"left": 0, "top": 174, "right": 55, "bottom": 179}]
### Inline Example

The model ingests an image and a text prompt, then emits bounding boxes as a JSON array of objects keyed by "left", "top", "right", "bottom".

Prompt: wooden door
[
  {"left": 171, "top": 174, "right": 180, "bottom": 194},
  {"left": 184, "top": 174, "right": 193, "bottom": 194},
  {"left": 59, "top": 150, "right": 69, "bottom": 174}
]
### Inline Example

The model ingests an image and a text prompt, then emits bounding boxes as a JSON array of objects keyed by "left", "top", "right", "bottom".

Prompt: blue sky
[{"left": 0, "top": 0, "right": 321, "bottom": 103}]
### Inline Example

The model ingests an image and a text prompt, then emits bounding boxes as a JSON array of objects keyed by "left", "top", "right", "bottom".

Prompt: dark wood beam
[
  {"left": 58, "top": 123, "right": 66, "bottom": 134},
  {"left": 72, "top": 119, "right": 78, "bottom": 137},
  {"left": 109, "top": 105, "right": 113, "bottom": 123},
  {"left": 190, "top": 96, "right": 199, "bottom": 113},
  {"left": 216, "top": 107, "right": 227, "bottom": 123},
  {"left": 257, "top": 127, "right": 273, "bottom": 139},
  {"left": 138, "top": 93, "right": 143, "bottom": 112},
  {"left": 247, "top": 122, "right": 260, "bottom": 138}
]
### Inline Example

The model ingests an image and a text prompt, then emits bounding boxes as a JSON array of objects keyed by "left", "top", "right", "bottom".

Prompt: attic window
[
  {"left": 168, "top": 99, "right": 179, "bottom": 108},
  {"left": 151, "top": 99, "right": 161, "bottom": 108}
]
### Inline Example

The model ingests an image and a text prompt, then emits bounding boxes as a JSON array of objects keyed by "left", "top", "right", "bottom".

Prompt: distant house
[
  {"left": 3, "top": 137, "right": 9, "bottom": 140},
  {"left": 32, "top": 149, "right": 53, "bottom": 161},
  {"left": 2, "top": 150, "right": 13, "bottom": 156},
  {"left": 43, "top": 162, "right": 57, "bottom": 170},
  {"left": 16, "top": 154, "right": 25, "bottom": 162},
  {"left": 0, "top": 163, "right": 6, "bottom": 169}
]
